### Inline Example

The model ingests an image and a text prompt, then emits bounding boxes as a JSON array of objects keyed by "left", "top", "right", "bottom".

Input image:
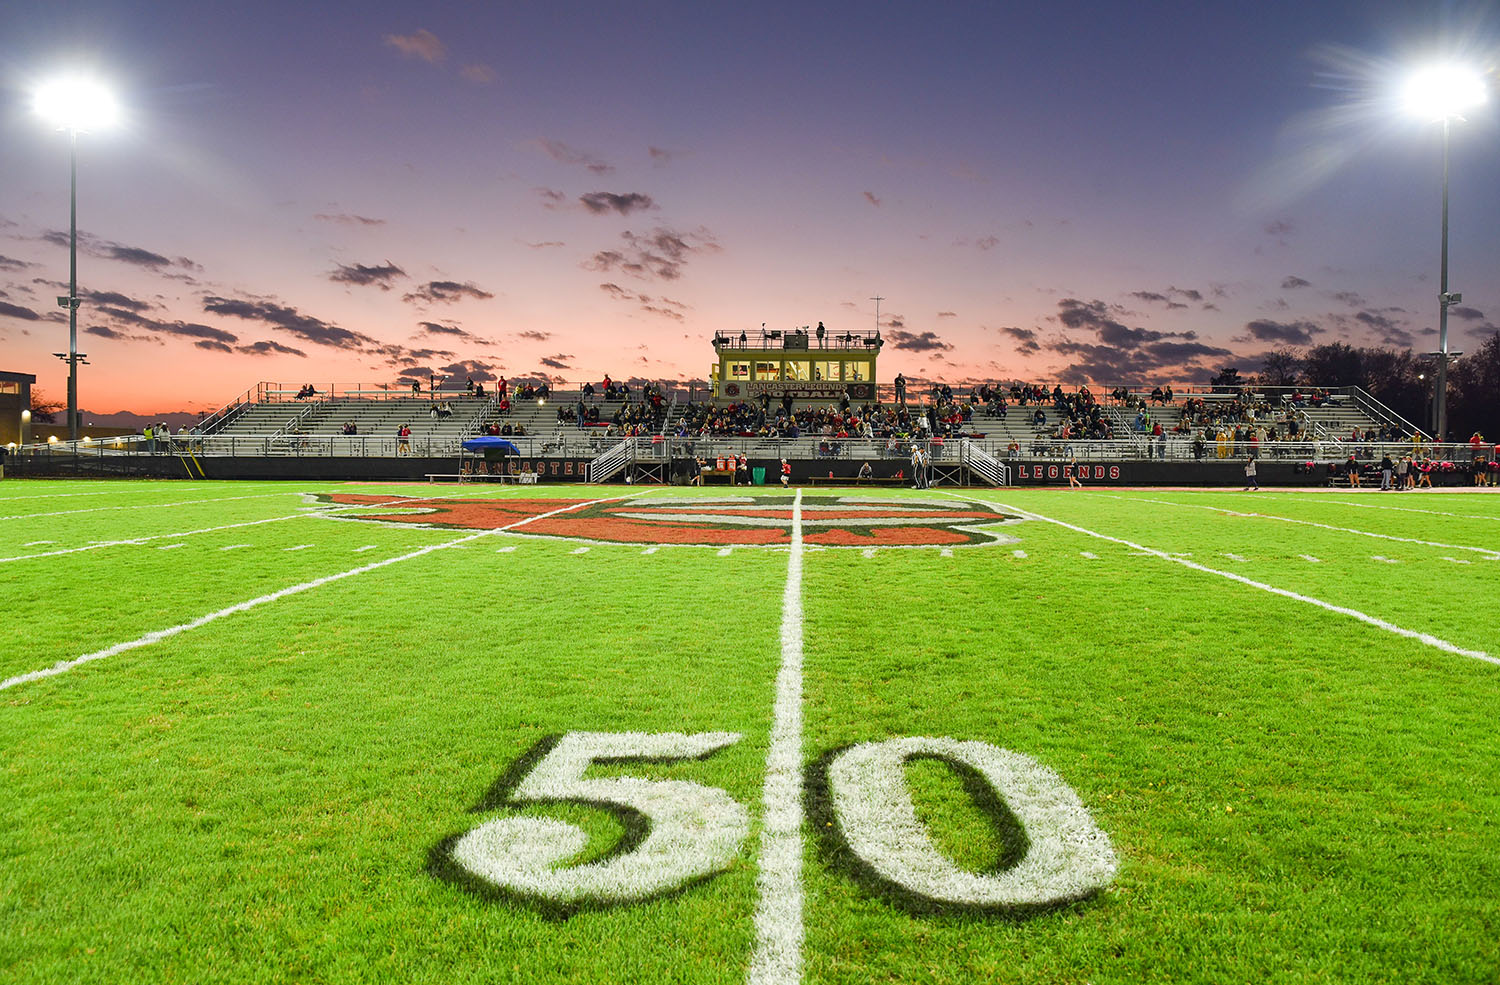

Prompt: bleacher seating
[{"left": 191, "top": 380, "right": 1416, "bottom": 462}]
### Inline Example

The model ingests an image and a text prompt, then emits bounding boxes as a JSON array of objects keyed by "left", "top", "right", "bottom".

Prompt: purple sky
[{"left": 2, "top": 0, "right": 1499, "bottom": 416}]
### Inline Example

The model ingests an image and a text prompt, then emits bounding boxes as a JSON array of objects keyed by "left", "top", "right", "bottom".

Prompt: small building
[
  {"left": 710, "top": 324, "right": 883, "bottom": 404},
  {"left": 0, "top": 371, "right": 37, "bottom": 447}
]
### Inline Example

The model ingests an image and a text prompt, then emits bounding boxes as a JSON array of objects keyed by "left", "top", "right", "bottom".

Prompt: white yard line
[
  {"left": 1311, "top": 498, "right": 1500, "bottom": 522},
  {"left": 0, "top": 495, "right": 439, "bottom": 565},
  {"left": 948, "top": 494, "right": 1498, "bottom": 668},
  {"left": 1, "top": 496, "right": 628, "bottom": 692},
  {"left": 0, "top": 492, "right": 295, "bottom": 521},
  {"left": 747, "top": 489, "right": 805, "bottom": 985},
  {"left": 1103, "top": 494, "right": 1500, "bottom": 560},
  {"left": 0, "top": 486, "right": 221, "bottom": 502}
]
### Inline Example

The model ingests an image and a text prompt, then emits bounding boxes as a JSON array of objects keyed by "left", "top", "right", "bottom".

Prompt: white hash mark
[
  {"left": 862, "top": 548, "right": 877, "bottom": 559},
  {"left": 1080, "top": 551, "right": 1098, "bottom": 559},
  {"left": 1299, "top": 554, "right": 1322, "bottom": 563},
  {"left": 940, "top": 548, "right": 954, "bottom": 558},
  {"left": 642, "top": 546, "right": 659, "bottom": 555},
  {"left": 1372, "top": 555, "right": 1399, "bottom": 564},
  {"left": 1441, "top": 557, "right": 1472, "bottom": 565},
  {"left": 1013, "top": 550, "right": 1028, "bottom": 558},
  {"left": 157, "top": 544, "right": 187, "bottom": 551},
  {"left": 1222, "top": 552, "right": 1248, "bottom": 562},
  {"left": 718, "top": 547, "right": 733, "bottom": 556},
  {"left": 23, "top": 541, "right": 54, "bottom": 546},
  {"left": 354, "top": 545, "right": 378, "bottom": 552},
  {"left": 571, "top": 547, "right": 590, "bottom": 554},
  {"left": 219, "top": 544, "right": 251, "bottom": 551},
  {"left": 496, "top": 546, "right": 516, "bottom": 553}
]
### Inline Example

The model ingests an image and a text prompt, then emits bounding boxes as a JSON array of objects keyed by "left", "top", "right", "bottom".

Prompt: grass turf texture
[{"left": 2, "top": 479, "right": 1498, "bottom": 984}]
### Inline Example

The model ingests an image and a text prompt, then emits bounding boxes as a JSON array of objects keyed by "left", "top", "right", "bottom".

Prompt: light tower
[
  {"left": 1401, "top": 63, "right": 1486, "bottom": 442},
  {"left": 34, "top": 76, "right": 118, "bottom": 441}
]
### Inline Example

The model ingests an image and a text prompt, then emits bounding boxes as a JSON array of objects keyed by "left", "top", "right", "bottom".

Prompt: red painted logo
[{"left": 309, "top": 494, "right": 1021, "bottom": 547}]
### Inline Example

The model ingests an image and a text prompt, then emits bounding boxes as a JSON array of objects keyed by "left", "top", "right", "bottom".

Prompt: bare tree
[
  {"left": 29, "top": 389, "right": 63, "bottom": 424},
  {"left": 1256, "top": 347, "right": 1302, "bottom": 387}
]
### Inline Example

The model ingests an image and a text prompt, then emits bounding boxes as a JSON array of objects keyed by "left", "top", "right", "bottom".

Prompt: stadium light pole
[
  {"left": 1401, "top": 63, "right": 1486, "bottom": 443},
  {"left": 34, "top": 76, "right": 118, "bottom": 442}
]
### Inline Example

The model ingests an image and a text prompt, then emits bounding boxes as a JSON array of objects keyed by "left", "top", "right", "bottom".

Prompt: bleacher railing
[{"left": 14, "top": 431, "right": 1492, "bottom": 469}]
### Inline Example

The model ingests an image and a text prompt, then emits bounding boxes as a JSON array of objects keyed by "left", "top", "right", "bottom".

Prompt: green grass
[{"left": 2, "top": 479, "right": 1498, "bottom": 984}]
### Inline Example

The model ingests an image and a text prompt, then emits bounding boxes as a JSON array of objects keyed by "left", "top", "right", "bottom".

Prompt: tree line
[{"left": 1209, "top": 330, "right": 1500, "bottom": 441}]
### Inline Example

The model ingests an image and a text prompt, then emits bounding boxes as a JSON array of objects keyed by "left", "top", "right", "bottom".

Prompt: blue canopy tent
[
  {"left": 460, "top": 437, "right": 521, "bottom": 455},
  {"left": 459, "top": 436, "right": 523, "bottom": 479}
]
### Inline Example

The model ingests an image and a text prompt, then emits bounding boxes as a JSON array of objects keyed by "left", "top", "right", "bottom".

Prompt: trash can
[{"left": 752, "top": 467, "right": 766, "bottom": 485}]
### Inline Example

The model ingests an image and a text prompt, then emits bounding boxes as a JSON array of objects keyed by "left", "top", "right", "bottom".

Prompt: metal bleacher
[{"left": 175, "top": 379, "right": 1425, "bottom": 466}]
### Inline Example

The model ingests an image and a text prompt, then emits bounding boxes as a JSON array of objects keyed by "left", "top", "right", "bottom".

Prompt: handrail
[
  {"left": 272, "top": 400, "right": 320, "bottom": 437},
  {"left": 962, "top": 439, "right": 1009, "bottom": 486},
  {"left": 1348, "top": 385, "right": 1429, "bottom": 441},
  {"left": 458, "top": 395, "right": 497, "bottom": 440},
  {"left": 586, "top": 439, "right": 633, "bottom": 483},
  {"left": 196, "top": 383, "right": 258, "bottom": 434}
]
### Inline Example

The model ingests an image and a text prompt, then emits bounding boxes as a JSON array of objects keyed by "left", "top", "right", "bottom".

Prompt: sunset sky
[{"left": 2, "top": 0, "right": 1499, "bottom": 419}]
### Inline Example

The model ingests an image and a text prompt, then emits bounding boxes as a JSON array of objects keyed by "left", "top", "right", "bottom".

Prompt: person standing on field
[{"left": 1244, "top": 457, "right": 1258, "bottom": 490}]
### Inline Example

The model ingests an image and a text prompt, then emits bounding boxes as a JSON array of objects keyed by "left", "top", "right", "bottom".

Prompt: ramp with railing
[
  {"left": 962, "top": 439, "right": 1009, "bottom": 486},
  {"left": 586, "top": 439, "right": 633, "bottom": 483}
]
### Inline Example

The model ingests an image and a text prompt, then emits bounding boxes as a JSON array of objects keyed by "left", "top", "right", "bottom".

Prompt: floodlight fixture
[
  {"left": 1401, "top": 63, "right": 1487, "bottom": 121},
  {"left": 33, "top": 77, "right": 119, "bottom": 132}
]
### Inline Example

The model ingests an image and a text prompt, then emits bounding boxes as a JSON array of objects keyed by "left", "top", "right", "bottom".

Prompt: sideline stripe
[
  {"left": 1315, "top": 498, "right": 1500, "bottom": 522},
  {"left": 0, "top": 496, "right": 627, "bottom": 692},
  {"left": 1105, "top": 494, "right": 1500, "bottom": 559},
  {"left": 950, "top": 494, "right": 1498, "bottom": 667},
  {"left": 747, "top": 489, "right": 805, "bottom": 985},
  {"left": 0, "top": 494, "right": 444, "bottom": 565},
  {"left": 0, "top": 486, "right": 223, "bottom": 502},
  {"left": 0, "top": 492, "right": 294, "bottom": 521}
]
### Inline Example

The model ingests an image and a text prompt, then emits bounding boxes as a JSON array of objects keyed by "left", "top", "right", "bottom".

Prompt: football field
[{"left": 2, "top": 479, "right": 1498, "bottom": 984}]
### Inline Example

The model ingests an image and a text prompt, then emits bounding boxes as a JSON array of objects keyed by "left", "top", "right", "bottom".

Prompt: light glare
[
  {"left": 33, "top": 77, "right": 119, "bottom": 131},
  {"left": 1402, "top": 64, "right": 1487, "bottom": 120}
]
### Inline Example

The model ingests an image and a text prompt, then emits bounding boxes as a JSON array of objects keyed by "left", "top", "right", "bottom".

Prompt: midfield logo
[{"left": 308, "top": 494, "right": 1022, "bottom": 547}]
